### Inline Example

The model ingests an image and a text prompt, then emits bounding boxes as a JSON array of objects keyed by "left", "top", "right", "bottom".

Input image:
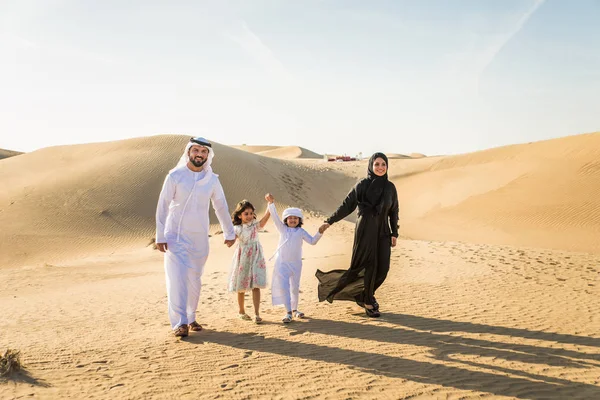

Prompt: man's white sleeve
[
  {"left": 211, "top": 179, "right": 236, "bottom": 241},
  {"left": 156, "top": 174, "right": 175, "bottom": 243}
]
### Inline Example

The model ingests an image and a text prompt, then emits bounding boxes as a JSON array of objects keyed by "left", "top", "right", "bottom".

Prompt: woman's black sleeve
[
  {"left": 389, "top": 184, "right": 399, "bottom": 238},
  {"left": 325, "top": 184, "right": 359, "bottom": 225}
]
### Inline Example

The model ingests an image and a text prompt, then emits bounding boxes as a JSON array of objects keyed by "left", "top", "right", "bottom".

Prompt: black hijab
[{"left": 359, "top": 152, "right": 389, "bottom": 216}]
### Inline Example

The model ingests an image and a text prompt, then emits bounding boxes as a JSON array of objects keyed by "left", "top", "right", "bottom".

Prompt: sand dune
[
  {"left": 2, "top": 132, "right": 599, "bottom": 399},
  {"left": 387, "top": 153, "right": 412, "bottom": 159},
  {"left": 233, "top": 144, "right": 322, "bottom": 159},
  {"left": 231, "top": 145, "right": 280, "bottom": 153},
  {"left": 4, "top": 132, "right": 598, "bottom": 265},
  {"left": 0, "top": 135, "right": 352, "bottom": 268},
  {"left": 0, "top": 148, "right": 23, "bottom": 160},
  {"left": 389, "top": 131, "right": 600, "bottom": 253}
]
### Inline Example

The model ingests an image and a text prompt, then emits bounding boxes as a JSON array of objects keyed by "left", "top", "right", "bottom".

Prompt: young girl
[
  {"left": 265, "top": 193, "right": 326, "bottom": 323},
  {"left": 229, "top": 199, "right": 270, "bottom": 324}
]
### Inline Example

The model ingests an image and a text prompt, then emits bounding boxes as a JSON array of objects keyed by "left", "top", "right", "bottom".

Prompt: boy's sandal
[
  {"left": 238, "top": 313, "right": 252, "bottom": 321},
  {"left": 293, "top": 311, "right": 305, "bottom": 318},
  {"left": 188, "top": 321, "right": 203, "bottom": 332},
  {"left": 253, "top": 315, "right": 263, "bottom": 324},
  {"left": 282, "top": 313, "right": 293, "bottom": 323},
  {"left": 174, "top": 325, "right": 189, "bottom": 337}
]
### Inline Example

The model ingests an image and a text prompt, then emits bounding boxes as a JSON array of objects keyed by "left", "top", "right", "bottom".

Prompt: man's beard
[{"left": 189, "top": 156, "right": 207, "bottom": 168}]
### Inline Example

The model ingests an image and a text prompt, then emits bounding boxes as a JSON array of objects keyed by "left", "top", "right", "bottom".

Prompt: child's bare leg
[
  {"left": 252, "top": 288, "right": 261, "bottom": 316},
  {"left": 237, "top": 292, "right": 246, "bottom": 314}
]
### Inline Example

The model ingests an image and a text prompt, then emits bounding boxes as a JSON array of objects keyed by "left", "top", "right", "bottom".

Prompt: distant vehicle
[{"left": 327, "top": 155, "right": 357, "bottom": 162}]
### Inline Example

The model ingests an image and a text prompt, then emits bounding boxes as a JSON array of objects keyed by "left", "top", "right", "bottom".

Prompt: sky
[{"left": 1, "top": 0, "right": 599, "bottom": 157}]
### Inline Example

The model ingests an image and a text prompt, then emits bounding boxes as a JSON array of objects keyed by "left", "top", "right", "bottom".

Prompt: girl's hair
[
  {"left": 283, "top": 216, "right": 303, "bottom": 228},
  {"left": 232, "top": 200, "right": 256, "bottom": 226}
]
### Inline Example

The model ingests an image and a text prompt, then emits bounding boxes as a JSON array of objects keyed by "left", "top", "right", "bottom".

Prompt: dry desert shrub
[{"left": 0, "top": 349, "right": 22, "bottom": 377}]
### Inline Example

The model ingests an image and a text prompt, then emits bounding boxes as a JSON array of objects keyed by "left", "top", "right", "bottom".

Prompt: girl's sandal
[
  {"left": 253, "top": 315, "right": 263, "bottom": 324},
  {"left": 293, "top": 311, "right": 305, "bottom": 319},
  {"left": 282, "top": 313, "right": 293, "bottom": 323},
  {"left": 238, "top": 313, "right": 252, "bottom": 321},
  {"left": 188, "top": 321, "right": 203, "bottom": 332}
]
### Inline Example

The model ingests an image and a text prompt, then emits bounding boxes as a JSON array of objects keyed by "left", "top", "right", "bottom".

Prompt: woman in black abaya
[{"left": 316, "top": 153, "right": 399, "bottom": 318}]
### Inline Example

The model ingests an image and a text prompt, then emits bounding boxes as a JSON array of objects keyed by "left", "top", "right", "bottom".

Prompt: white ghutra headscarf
[{"left": 282, "top": 207, "right": 303, "bottom": 221}]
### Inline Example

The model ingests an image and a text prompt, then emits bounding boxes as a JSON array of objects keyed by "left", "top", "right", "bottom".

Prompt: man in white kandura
[{"left": 156, "top": 137, "right": 236, "bottom": 337}]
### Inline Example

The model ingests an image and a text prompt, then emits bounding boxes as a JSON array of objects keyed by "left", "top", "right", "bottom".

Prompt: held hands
[
  {"left": 319, "top": 223, "right": 330, "bottom": 234},
  {"left": 224, "top": 239, "right": 236, "bottom": 248},
  {"left": 265, "top": 193, "right": 274, "bottom": 204},
  {"left": 157, "top": 242, "right": 168, "bottom": 253},
  {"left": 391, "top": 237, "right": 397, "bottom": 248}
]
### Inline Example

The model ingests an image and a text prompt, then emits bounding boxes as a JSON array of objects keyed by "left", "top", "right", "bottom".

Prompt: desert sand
[{"left": 1, "top": 133, "right": 599, "bottom": 399}]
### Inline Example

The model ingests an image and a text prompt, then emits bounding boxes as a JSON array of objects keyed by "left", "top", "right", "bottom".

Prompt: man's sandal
[
  {"left": 188, "top": 321, "right": 203, "bottom": 332},
  {"left": 174, "top": 325, "right": 189, "bottom": 337},
  {"left": 293, "top": 311, "right": 305, "bottom": 319},
  {"left": 282, "top": 313, "right": 293, "bottom": 323}
]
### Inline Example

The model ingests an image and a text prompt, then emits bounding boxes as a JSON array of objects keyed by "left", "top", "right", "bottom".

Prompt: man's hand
[
  {"left": 319, "top": 223, "right": 330, "bottom": 234},
  {"left": 391, "top": 237, "right": 397, "bottom": 248},
  {"left": 224, "top": 239, "right": 236, "bottom": 248},
  {"left": 157, "top": 242, "right": 168, "bottom": 253},
  {"left": 265, "top": 193, "right": 274, "bottom": 204}
]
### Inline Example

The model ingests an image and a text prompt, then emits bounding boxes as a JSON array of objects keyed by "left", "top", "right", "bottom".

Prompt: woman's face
[{"left": 372, "top": 157, "right": 387, "bottom": 176}]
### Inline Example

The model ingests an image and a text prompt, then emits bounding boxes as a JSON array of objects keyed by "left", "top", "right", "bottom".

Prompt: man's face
[{"left": 188, "top": 145, "right": 210, "bottom": 168}]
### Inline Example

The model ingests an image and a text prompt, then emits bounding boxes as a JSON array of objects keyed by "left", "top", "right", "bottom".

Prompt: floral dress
[{"left": 228, "top": 220, "right": 267, "bottom": 292}]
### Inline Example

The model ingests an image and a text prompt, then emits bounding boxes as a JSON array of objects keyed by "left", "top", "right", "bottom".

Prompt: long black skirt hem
[{"left": 315, "top": 269, "right": 366, "bottom": 303}]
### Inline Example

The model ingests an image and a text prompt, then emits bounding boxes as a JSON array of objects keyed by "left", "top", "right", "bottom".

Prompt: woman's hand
[
  {"left": 319, "top": 223, "right": 330, "bottom": 234},
  {"left": 391, "top": 237, "right": 397, "bottom": 247},
  {"left": 265, "top": 193, "right": 274, "bottom": 204}
]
